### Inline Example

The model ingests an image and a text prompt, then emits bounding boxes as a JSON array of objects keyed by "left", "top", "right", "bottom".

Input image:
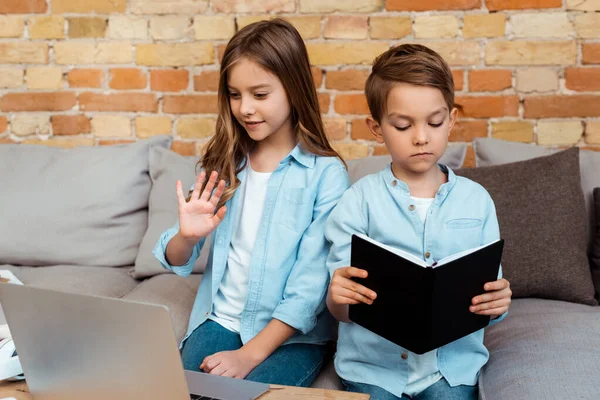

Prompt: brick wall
[{"left": 1, "top": 0, "right": 599, "bottom": 167}]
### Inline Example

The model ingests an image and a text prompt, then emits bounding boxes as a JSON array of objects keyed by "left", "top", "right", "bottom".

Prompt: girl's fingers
[
  {"left": 200, "top": 171, "right": 219, "bottom": 202},
  {"left": 209, "top": 364, "right": 226, "bottom": 376},
  {"left": 190, "top": 171, "right": 206, "bottom": 201},
  {"left": 176, "top": 180, "right": 186, "bottom": 208},
  {"left": 209, "top": 180, "right": 227, "bottom": 207},
  {"left": 211, "top": 206, "right": 227, "bottom": 228}
]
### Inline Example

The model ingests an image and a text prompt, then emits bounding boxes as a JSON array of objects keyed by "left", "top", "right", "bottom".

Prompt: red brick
[
  {"left": 312, "top": 67, "right": 323, "bottom": 88},
  {"left": 373, "top": 145, "right": 389, "bottom": 155},
  {"left": 453, "top": 70, "right": 464, "bottom": 91},
  {"left": 456, "top": 95, "right": 519, "bottom": 118},
  {"left": 0, "top": 93, "right": 76, "bottom": 112},
  {"left": 52, "top": 115, "right": 91, "bottom": 136},
  {"left": 335, "top": 94, "right": 370, "bottom": 115},
  {"left": 319, "top": 93, "right": 330, "bottom": 113},
  {"left": 469, "top": 70, "right": 512, "bottom": 92},
  {"left": 386, "top": 0, "right": 480, "bottom": 11},
  {"left": 99, "top": 140, "right": 136, "bottom": 146},
  {"left": 0, "top": 117, "right": 7, "bottom": 133},
  {"left": 0, "top": 0, "right": 47, "bottom": 13},
  {"left": 581, "top": 146, "right": 600, "bottom": 152},
  {"left": 582, "top": 44, "right": 600, "bottom": 65},
  {"left": 565, "top": 68, "right": 600, "bottom": 91},
  {"left": 163, "top": 95, "right": 217, "bottom": 114},
  {"left": 462, "top": 145, "right": 476, "bottom": 168},
  {"left": 151, "top": 70, "right": 189, "bottom": 92},
  {"left": 171, "top": 141, "right": 197, "bottom": 156},
  {"left": 0, "top": 137, "right": 15, "bottom": 144},
  {"left": 351, "top": 119, "right": 375, "bottom": 141},
  {"left": 486, "top": 0, "right": 561, "bottom": 11},
  {"left": 68, "top": 69, "right": 103, "bottom": 88},
  {"left": 109, "top": 68, "right": 147, "bottom": 90},
  {"left": 524, "top": 96, "right": 600, "bottom": 118},
  {"left": 79, "top": 93, "right": 158, "bottom": 112},
  {"left": 326, "top": 69, "right": 369, "bottom": 91},
  {"left": 450, "top": 120, "right": 488, "bottom": 141},
  {"left": 194, "top": 71, "right": 220, "bottom": 92}
]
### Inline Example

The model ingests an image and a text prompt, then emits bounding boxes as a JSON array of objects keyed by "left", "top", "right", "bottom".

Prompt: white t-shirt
[
  {"left": 404, "top": 196, "right": 443, "bottom": 397},
  {"left": 209, "top": 165, "right": 272, "bottom": 333}
]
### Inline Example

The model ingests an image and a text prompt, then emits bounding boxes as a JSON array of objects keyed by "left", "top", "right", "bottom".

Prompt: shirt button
[
  {"left": 401, "top": 353, "right": 408, "bottom": 360},
  {"left": 409, "top": 205, "right": 415, "bottom": 211},
  {"left": 425, "top": 252, "right": 431, "bottom": 259},
  {"left": 392, "top": 180, "right": 398, "bottom": 187}
]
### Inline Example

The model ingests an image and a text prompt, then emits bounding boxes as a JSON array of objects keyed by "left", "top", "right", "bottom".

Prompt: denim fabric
[
  {"left": 181, "top": 320, "right": 326, "bottom": 387},
  {"left": 342, "top": 377, "right": 477, "bottom": 400}
]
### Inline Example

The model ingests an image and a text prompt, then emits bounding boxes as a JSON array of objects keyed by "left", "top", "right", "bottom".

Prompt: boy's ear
[
  {"left": 447, "top": 107, "right": 458, "bottom": 138},
  {"left": 366, "top": 116, "right": 384, "bottom": 144}
]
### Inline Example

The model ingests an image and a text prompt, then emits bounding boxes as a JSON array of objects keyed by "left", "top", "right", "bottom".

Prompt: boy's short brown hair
[{"left": 365, "top": 44, "right": 455, "bottom": 123}]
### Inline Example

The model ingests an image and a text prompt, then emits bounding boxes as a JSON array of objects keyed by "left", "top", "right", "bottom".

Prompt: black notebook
[{"left": 349, "top": 234, "right": 504, "bottom": 354}]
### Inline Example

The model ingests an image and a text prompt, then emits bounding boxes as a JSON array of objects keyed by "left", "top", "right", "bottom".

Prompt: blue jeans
[
  {"left": 342, "top": 377, "right": 478, "bottom": 400},
  {"left": 180, "top": 320, "right": 327, "bottom": 387}
]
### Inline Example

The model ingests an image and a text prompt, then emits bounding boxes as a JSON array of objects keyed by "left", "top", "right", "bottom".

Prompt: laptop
[{"left": 0, "top": 284, "right": 270, "bottom": 400}]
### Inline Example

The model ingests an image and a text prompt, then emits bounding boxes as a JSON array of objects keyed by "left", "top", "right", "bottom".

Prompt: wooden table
[{"left": 0, "top": 380, "right": 369, "bottom": 399}]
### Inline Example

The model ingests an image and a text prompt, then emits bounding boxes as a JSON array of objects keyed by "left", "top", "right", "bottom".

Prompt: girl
[
  {"left": 325, "top": 44, "right": 512, "bottom": 400},
  {"left": 153, "top": 18, "right": 349, "bottom": 387}
]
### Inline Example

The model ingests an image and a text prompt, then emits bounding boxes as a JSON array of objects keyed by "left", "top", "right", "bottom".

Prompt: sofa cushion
[
  {"left": 123, "top": 273, "right": 202, "bottom": 342},
  {"left": 592, "top": 188, "right": 600, "bottom": 300},
  {"left": 346, "top": 144, "right": 466, "bottom": 184},
  {"left": 456, "top": 148, "right": 597, "bottom": 305},
  {"left": 0, "top": 136, "right": 172, "bottom": 268},
  {"left": 132, "top": 147, "right": 211, "bottom": 279},
  {"left": 479, "top": 298, "right": 600, "bottom": 400},
  {"left": 0, "top": 265, "right": 139, "bottom": 324},
  {"left": 310, "top": 358, "right": 343, "bottom": 391},
  {"left": 474, "top": 138, "right": 600, "bottom": 254}
]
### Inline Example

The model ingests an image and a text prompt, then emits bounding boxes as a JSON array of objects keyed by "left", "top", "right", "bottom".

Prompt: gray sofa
[{"left": 1, "top": 136, "right": 598, "bottom": 399}]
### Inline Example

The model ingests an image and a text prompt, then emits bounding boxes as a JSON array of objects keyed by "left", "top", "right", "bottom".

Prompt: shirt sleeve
[
  {"left": 152, "top": 220, "right": 206, "bottom": 277},
  {"left": 325, "top": 186, "right": 369, "bottom": 278},
  {"left": 271, "top": 164, "right": 351, "bottom": 334}
]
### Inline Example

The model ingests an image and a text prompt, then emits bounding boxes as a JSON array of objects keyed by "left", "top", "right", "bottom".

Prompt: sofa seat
[
  {"left": 2, "top": 265, "right": 139, "bottom": 298},
  {"left": 480, "top": 298, "right": 600, "bottom": 400},
  {"left": 123, "top": 273, "right": 202, "bottom": 342}
]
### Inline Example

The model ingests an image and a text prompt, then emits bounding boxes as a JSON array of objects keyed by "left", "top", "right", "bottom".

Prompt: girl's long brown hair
[{"left": 197, "top": 18, "right": 344, "bottom": 209}]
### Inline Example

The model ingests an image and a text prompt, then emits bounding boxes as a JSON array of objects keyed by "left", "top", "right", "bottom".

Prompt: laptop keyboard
[{"left": 190, "top": 395, "right": 222, "bottom": 400}]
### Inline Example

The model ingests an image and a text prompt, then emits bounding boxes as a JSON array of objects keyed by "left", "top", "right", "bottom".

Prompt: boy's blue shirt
[
  {"left": 325, "top": 164, "right": 506, "bottom": 398},
  {"left": 153, "top": 144, "right": 350, "bottom": 347}
]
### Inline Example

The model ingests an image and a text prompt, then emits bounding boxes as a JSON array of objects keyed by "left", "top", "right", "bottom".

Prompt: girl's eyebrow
[{"left": 227, "top": 84, "right": 272, "bottom": 91}]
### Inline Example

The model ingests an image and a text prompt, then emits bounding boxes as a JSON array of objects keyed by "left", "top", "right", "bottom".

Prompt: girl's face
[
  {"left": 227, "top": 58, "right": 293, "bottom": 145},
  {"left": 368, "top": 82, "right": 457, "bottom": 179}
]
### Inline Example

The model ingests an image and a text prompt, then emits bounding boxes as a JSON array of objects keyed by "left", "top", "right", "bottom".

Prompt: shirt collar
[
  {"left": 281, "top": 144, "right": 316, "bottom": 169},
  {"left": 382, "top": 163, "right": 457, "bottom": 196}
]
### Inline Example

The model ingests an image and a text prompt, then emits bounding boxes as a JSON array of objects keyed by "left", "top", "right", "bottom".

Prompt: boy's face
[{"left": 366, "top": 82, "right": 457, "bottom": 177}]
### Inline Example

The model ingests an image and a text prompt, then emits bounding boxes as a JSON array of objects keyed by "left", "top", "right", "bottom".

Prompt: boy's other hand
[
  {"left": 330, "top": 267, "right": 377, "bottom": 306},
  {"left": 470, "top": 278, "right": 512, "bottom": 317}
]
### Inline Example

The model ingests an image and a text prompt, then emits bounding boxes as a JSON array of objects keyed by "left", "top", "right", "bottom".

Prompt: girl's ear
[
  {"left": 447, "top": 107, "right": 458, "bottom": 138},
  {"left": 366, "top": 116, "right": 384, "bottom": 144}
]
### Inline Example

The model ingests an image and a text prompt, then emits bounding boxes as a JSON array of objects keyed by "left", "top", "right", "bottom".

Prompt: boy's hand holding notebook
[{"left": 349, "top": 234, "right": 504, "bottom": 354}]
